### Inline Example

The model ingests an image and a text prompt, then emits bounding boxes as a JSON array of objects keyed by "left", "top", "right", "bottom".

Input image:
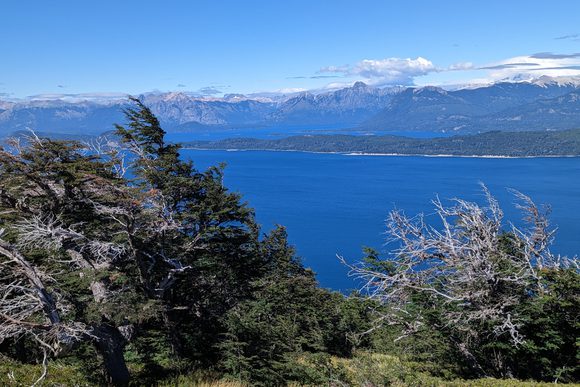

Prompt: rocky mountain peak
[{"left": 352, "top": 81, "right": 368, "bottom": 89}]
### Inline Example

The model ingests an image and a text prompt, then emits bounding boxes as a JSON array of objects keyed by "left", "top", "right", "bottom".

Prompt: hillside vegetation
[
  {"left": 184, "top": 128, "right": 580, "bottom": 156},
  {"left": 2, "top": 352, "right": 576, "bottom": 386},
  {"left": 0, "top": 99, "right": 577, "bottom": 386}
]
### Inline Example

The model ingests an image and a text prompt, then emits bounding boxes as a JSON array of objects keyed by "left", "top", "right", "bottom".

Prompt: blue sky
[{"left": 2, "top": 0, "right": 580, "bottom": 98}]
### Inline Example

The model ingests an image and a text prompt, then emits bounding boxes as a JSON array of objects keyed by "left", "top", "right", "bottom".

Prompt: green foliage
[
  {"left": 0, "top": 133, "right": 148, "bottom": 385},
  {"left": 113, "top": 97, "right": 266, "bottom": 366},
  {"left": 441, "top": 267, "right": 580, "bottom": 382},
  {"left": 356, "top": 245, "right": 580, "bottom": 382},
  {"left": 1, "top": 99, "right": 577, "bottom": 386},
  {"left": 0, "top": 99, "right": 266, "bottom": 384},
  {"left": 218, "top": 226, "right": 375, "bottom": 385},
  {"left": 510, "top": 268, "right": 580, "bottom": 382}
]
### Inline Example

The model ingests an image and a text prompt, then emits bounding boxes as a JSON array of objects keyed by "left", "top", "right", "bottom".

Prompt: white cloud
[
  {"left": 318, "top": 57, "right": 478, "bottom": 86},
  {"left": 320, "top": 57, "right": 437, "bottom": 86},
  {"left": 317, "top": 52, "right": 580, "bottom": 90},
  {"left": 476, "top": 53, "right": 580, "bottom": 82}
]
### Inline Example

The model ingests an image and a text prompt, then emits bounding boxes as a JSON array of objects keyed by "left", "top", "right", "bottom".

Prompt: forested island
[
  {"left": 183, "top": 128, "right": 580, "bottom": 157},
  {"left": 0, "top": 100, "right": 578, "bottom": 386}
]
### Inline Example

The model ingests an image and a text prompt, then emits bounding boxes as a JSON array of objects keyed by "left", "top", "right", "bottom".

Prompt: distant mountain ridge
[
  {"left": 268, "top": 82, "right": 404, "bottom": 127},
  {"left": 141, "top": 92, "right": 277, "bottom": 127},
  {"left": 1, "top": 76, "right": 580, "bottom": 136},
  {"left": 363, "top": 81, "right": 580, "bottom": 132}
]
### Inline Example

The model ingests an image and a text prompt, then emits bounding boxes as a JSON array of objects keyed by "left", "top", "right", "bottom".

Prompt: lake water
[{"left": 182, "top": 150, "right": 580, "bottom": 291}]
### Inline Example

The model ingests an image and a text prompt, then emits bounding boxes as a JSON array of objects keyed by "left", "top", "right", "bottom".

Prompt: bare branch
[{"left": 342, "top": 186, "right": 577, "bottom": 358}]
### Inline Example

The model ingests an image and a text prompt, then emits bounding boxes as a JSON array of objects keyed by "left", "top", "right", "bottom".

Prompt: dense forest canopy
[{"left": 0, "top": 99, "right": 577, "bottom": 386}]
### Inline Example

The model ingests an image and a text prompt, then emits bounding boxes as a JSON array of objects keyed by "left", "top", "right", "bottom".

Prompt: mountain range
[{"left": 1, "top": 76, "right": 580, "bottom": 137}]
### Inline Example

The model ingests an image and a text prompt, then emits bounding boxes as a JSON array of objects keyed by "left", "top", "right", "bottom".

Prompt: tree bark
[{"left": 93, "top": 324, "right": 130, "bottom": 386}]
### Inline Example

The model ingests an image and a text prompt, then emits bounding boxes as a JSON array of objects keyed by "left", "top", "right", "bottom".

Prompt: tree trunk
[
  {"left": 93, "top": 324, "right": 130, "bottom": 386},
  {"left": 164, "top": 310, "right": 185, "bottom": 357}
]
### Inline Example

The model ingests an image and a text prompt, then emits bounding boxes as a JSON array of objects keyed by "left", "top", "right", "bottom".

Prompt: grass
[
  {"left": 0, "top": 355, "right": 91, "bottom": 386},
  {"left": 1, "top": 352, "right": 577, "bottom": 386}
]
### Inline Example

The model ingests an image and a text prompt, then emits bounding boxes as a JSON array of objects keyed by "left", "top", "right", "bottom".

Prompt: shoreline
[{"left": 182, "top": 147, "right": 580, "bottom": 159}]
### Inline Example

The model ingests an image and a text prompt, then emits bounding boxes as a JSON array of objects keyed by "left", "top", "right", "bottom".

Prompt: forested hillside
[
  {"left": 0, "top": 100, "right": 577, "bottom": 386},
  {"left": 184, "top": 128, "right": 580, "bottom": 157}
]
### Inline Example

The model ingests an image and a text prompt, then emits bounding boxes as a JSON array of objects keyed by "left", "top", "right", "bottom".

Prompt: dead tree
[{"left": 341, "top": 185, "right": 576, "bottom": 376}]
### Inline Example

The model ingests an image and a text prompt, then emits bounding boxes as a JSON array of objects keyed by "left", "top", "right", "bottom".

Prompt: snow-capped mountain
[
  {"left": 0, "top": 100, "right": 127, "bottom": 135},
  {"left": 268, "top": 82, "right": 404, "bottom": 126},
  {"left": 1, "top": 76, "right": 580, "bottom": 136},
  {"left": 140, "top": 92, "right": 277, "bottom": 127},
  {"left": 362, "top": 78, "right": 580, "bottom": 132}
]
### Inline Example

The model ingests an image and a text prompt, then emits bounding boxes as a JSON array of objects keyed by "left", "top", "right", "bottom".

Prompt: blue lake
[{"left": 182, "top": 150, "right": 580, "bottom": 291}]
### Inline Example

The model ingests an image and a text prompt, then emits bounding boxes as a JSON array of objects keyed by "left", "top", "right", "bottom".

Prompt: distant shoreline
[
  {"left": 182, "top": 147, "right": 580, "bottom": 159},
  {"left": 181, "top": 129, "right": 580, "bottom": 159},
  {"left": 343, "top": 152, "right": 580, "bottom": 159}
]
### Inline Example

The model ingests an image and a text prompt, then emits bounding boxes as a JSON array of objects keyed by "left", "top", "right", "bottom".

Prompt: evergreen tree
[
  {"left": 219, "top": 226, "right": 374, "bottom": 385},
  {"left": 114, "top": 97, "right": 266, "bottom": 362},
  {"left": 0, "top": 135, "right": 144, "bottom": 385}
]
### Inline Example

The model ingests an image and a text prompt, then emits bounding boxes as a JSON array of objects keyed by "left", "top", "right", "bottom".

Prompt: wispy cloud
[
  {"left": 24, "top": 92, "right": 129, "bottom": 102},
  {"left": 311, "top": 75, "right": 342, "bottom": 79},
  {"left": 275, "top": 87, "right": 308, "bottom": 94},
  {"left": 479, "top": 62, "right": 540, "bottom": 70},
  {"left": 286, "top": 75, "right": 341, "bottom": 80},
  {"left": 474, "top": 53, "right": 580, "bottom": 82},
  {"left": 177, "top": 86, "right": 226, "bottom": 97},
  {"left": 529, "top": 65, "right": 580, "bottom": 71},
  {"left": 447, "top": 62, "right": 474, "bottom": 71},
  {"left": 530, "top": 52, "right": 580, "bottom": 59},
  {"left": 554, "top": 33, "right": 580, "bottom": 41},
  {"left": 197, "top": 86, "right": 221, "bottom": 96}
]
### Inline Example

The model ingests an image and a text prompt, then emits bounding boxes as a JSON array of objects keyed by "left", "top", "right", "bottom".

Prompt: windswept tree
[
  {"left": 342, "top": 186, "right": 578, "bottom": 380},
  {"left": 0, "top": 134, "right": 142, "bottom": 385},
  {"left": 0, "top": 98, "right": 267, "bottom": 384},
  {"left": 113, "top": 97, "right": 266, "bottom": 360}
]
